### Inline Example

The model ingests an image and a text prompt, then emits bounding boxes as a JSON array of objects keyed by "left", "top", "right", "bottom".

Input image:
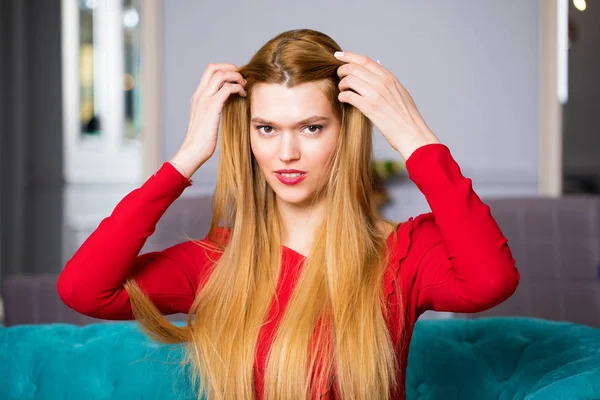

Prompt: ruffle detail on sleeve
[
  {"left": 385, "top": 216, "right": 416, "bottom": 312},
  {"left": 384, "top": 213, "right": 440, "bottom": 314}
]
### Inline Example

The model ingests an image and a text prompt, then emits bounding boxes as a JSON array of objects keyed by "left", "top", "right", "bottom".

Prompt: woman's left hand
[{"left": 335, "top": 50, "right": 441, "bottom": 161}]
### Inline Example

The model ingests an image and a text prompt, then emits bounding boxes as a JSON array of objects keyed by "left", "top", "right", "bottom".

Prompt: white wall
[{"left": 161, "top": 0, "right": 540, "bottom": 220}]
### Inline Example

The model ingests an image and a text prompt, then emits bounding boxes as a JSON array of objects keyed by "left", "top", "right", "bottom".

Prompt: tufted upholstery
[
  {"left": 407, "top": 317, "right": 600, "bottom": 399},
  {"left": 0, "top": 321, "right": 196, "bottom": 399},
  {"left": 1, "top": 317, "right": 599, "bottom": 399}
]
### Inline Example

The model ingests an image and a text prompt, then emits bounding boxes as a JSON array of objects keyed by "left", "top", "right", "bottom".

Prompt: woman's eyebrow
[{"left": 250, "top": 115, "right": 329, "bottom": 126}]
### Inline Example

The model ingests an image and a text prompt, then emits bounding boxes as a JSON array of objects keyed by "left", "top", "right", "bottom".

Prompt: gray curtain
[{"left": 0, "top": 0, "right": 65, "bottom": 289}]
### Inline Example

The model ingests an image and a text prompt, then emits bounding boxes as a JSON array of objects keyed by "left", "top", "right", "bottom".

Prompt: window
[{"left": 62, "top": 0, "right": 144, "bottom": 183}]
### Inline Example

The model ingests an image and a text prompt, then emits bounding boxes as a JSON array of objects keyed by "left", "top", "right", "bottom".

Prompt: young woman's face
[{"left": 250, "top": 82, "right": 341, "bottom": 207}]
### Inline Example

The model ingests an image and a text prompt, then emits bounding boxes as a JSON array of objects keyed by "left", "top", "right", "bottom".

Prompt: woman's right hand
[{"left": 171, "top": 63, "right": 247, "bottom": 178}]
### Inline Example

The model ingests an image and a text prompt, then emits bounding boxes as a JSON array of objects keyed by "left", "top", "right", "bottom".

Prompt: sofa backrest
[
  {"left": 1, "top": 275, "right": 190, "bottom": 326},
  {"left": 1, "top": 195, "right": 215, "bottom": 326},
  {"left": 4, "top": 195, "right": 600, "bottom": 327},
  {"left": 459, "top": 195, "right": 600, "bottom": 328}
]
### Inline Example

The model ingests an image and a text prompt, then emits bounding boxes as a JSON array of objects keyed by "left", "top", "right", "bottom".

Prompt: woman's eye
[
  {"left": 257, "top": 125, "right": 274, "bottom": 134},
  {"left": 256, "top": 125, "right": 323, "bottom": 135},
  {"left": 304, "top": 125, "right": 323, "bottom": 134}
]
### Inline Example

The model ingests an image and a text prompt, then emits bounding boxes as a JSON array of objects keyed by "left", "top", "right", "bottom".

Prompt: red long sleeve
[
  {"left": 400, "top": 143, "right": 521, "bottom": 315},
  {"left": 56, "top": 161, "right": 205, "bottom": 320}
]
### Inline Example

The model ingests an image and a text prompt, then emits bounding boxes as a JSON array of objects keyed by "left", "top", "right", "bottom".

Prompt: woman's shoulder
[
  {"left": 382, "top": 213, "right": 441, "bottom": 303},
  {"left": 387, "top": 213, "right": 441, "bottom": 246},
  {"left": 383, "top": 212, "right": 443, "bottom": 271}
]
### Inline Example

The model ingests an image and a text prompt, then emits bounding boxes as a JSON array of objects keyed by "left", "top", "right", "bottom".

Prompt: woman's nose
[{"left": 278, "top": 132, "right": 300, "bottom": 161}]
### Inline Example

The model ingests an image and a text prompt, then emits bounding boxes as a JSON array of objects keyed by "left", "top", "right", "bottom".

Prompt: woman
[{"left": 57, "top": 28, "right": 520, "bottom": 400}]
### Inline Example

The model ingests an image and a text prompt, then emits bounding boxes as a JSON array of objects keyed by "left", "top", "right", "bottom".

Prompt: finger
[
  {"left": 337, "top": 53, "right": 408, "bottom": 107},
  {"left": 339, "top": 64, "right": 395, "bottom": 107},
  {"left": 338, "top": 90, "right": 368, "bottom": 113},
  {"left": 338, "top": 74, "right": 374, "bottom": 98},
  {"left": 205, "top": 70, "right": 246, "bottom": 97},
  {"left": 196, "top": 63, "right": 239, "bottom": 95},
  {"left": 334, "top": 51, "right": 387, "bottom": 77},
  {"left": 337, "top": 62, "right": 380, "bottom": 87},
  {"left": 215, "top": 82, "right": 247, "bottom": 102}
]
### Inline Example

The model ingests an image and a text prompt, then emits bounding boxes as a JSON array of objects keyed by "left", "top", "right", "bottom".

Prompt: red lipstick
[{"left": 274, "top": 169, "right": 307, "bottom": 185}]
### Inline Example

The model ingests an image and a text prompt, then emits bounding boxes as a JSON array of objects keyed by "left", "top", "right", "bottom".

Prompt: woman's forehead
[{"left": 250, "top": 82, "right": 333, "bottom": 122}]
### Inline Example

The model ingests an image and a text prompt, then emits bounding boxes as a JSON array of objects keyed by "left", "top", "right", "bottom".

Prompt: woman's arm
[
  {"left": 402, "top": 143, "right": 520, "bottom": 315},
  {"left": 329, "top": 52, "right": 519, "bottom": 314},
  {"left": 56, "top": 161, "right": 206, "bottom": 320}
]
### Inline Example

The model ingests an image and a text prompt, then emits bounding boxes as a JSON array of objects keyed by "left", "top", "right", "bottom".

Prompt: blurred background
[{"left": 0, "top": 0, "right": 598, "bottom": 327}]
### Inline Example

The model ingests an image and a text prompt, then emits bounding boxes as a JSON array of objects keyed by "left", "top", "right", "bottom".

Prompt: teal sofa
[{"left": 1, "top": 317, "right": 599, "bottom": 399}]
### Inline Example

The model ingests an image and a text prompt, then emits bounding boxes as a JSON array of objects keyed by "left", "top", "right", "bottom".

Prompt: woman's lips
[{"left": 275, "top": 172, "right": 307, "bottom": 185}]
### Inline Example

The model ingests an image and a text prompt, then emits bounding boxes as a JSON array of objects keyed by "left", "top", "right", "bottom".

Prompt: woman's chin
[
  {"left": 276, "top": 193, "right": 308, "bottom": 205},
  {"left": 273, "top": 189, "right": 314, "bottom": 207}
]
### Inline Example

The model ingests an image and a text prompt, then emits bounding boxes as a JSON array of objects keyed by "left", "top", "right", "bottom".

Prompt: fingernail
[{"left": 334, "top": 51, "right": 344, "bottom": 58}]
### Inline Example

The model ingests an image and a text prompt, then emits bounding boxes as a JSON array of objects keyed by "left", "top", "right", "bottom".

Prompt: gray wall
[
  {"left": 161, "top": 0, "right": 540, "bottom": 220},
  {"left": 0, "top": 0, "right": 542, "bottom": 279}
]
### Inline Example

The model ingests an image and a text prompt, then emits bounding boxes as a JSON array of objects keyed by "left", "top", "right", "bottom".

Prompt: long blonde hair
[{"left": 124, "top": 28, "right": 404, "bottom": 399}]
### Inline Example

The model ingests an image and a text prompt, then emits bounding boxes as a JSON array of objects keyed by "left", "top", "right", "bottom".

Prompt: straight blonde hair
[{"left": 124, "top": 28, "right": 404, "bottom": 399}]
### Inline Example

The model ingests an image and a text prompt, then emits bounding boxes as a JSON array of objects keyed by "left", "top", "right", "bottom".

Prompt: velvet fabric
[{"left": 1, "top": 317, "right": 599, "bottom": 399}]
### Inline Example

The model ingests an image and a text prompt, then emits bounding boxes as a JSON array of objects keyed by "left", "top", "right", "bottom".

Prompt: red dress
[{"left": 57, "top": 143, "right": 520, "bottom": 399}]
